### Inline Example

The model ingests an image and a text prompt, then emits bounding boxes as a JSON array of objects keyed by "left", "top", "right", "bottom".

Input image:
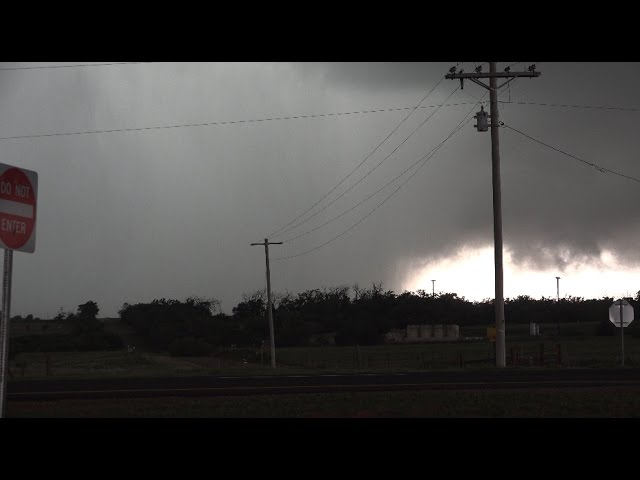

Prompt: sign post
[
  {"left": 0, "top": 162, "right": 38, "bottom": 418},
  {"left": 609, "top": 299, "right": 634, "bottom": 367}
]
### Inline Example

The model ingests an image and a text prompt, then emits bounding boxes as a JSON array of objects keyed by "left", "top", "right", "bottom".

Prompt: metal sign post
[
  {"left": 0, "top": 162, "right": 38, "bottom": 418},
  {"left": 620, "top": 301, "right": 624, "bottom": 367},
  {"left": 0, "top": 249, "right": 13, "bottom": 417},
  {"left": 609, "top": 299, "right": 635, "bottom": 367}
]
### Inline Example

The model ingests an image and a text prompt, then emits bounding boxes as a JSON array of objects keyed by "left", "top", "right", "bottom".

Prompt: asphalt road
[{"left": 7, "top": 368, "right": 640, "bottom": 401}]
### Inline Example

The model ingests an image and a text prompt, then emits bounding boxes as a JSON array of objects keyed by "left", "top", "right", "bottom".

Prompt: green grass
[
  {"left": 7, "top": 350, "right": 342, "bottom": 380},
  {"left": 7, "top": 387, "right": 640, "bottom": 417},
  {"left": 7, "top": 320, "right": 640, "bottom": 381},
  {"left": 277, "top": 335, "right": 640, "bottom": 370}
]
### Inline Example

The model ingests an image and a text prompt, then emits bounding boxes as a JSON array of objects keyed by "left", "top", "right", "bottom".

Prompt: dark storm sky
[{"left": 0, "top": 62, "right": 638, "bottom": 317}]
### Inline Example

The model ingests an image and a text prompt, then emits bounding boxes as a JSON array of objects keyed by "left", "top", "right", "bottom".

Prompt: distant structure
[
  {"left": 309, "top": 332, "right": 337, "bottom": 346},
  {"left": 384, "top": 324, "right": 460, "bottom": 343}
]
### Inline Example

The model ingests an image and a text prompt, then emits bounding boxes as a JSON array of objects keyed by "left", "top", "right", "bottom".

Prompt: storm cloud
[{"left": 1, "top": 62, "right": 638, "bottom": 317}]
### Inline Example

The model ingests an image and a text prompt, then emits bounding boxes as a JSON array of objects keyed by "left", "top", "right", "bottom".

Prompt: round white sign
[{"left": 609, "top": 300, "right": 634, "bottom": 327}]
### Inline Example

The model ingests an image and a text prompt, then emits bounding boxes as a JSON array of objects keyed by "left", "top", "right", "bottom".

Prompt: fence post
[{"left": 458, "top": 352, "right": 463, "bottom": 368}]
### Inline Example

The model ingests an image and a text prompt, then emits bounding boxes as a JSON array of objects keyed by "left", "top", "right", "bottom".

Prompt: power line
[
  {"left": 0, "top": 62, "right": 150, "bottom": 71},
  {"left": 274, "top": 97, "right": 485, "bottom": 260},
  {"left": 499, "top": 100, "right": 640, "bottom": 112},
  {"left": 279, "top": 98, "right": 465, "bottom": 244},
  {"left": 2, "top": 98, "right": 633, "bottom": 144},
  {"left": 277, "top": 83, "right": 515, "bottom": 245},
  {"left": 0, "top": 99, "right": 479, "bottom": 143},
  {"left": 267, "top": 76, "right": 449, "bottom": 239},
  {"left": 274, "top": 110, "right": 478, "bottom": 260},
  {"left": 273, "top": 84, "right": 461, "bottom": 240},
  {"left": 503, "top": 123, "right": 640, "bottom": 184}
]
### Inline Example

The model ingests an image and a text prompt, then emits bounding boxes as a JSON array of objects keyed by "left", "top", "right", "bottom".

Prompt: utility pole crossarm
[
  {"left": 445, "top": 71, "right": 541, "bottom": 80},
  {"left": 446, "top": 69, "right": 540, "bottom": 90}
]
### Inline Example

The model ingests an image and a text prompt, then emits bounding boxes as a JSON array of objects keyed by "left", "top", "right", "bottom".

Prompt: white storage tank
[
  {"left": 529, "top": 322, "right": 540, "bottom": 336},
  {"left": 419, "top": 324, "right": 432, "bottom": 339},
  {"left": 433, "top": 324, "right": 444, "bottom": 339},
  {"left": 446, "top": 324, "right": 459, "bottom": 339},
  {"left": 407, "top": 325, "right": 420, "bottom": 339}
]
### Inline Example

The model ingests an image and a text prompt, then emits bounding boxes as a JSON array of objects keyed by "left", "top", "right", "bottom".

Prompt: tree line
[
  {"left": 9, "top": 301, "right": 123, "bottom": 359},
  {"left": 117, "top": 285, "right": 640, "bottom": 355},
  {"left": 11, "top": 286, "right": 640, "bottom": 357}
]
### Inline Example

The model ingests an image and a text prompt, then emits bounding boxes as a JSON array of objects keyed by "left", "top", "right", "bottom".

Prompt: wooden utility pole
[
  {"left": 556, "top": 276, "right": 561, "bottom": 335},
  {"left": 445, "top": 62, "right": 541, "bottom": 367},
  {"left": 251, "top": 239, "right": 282, "bottom": 368}
]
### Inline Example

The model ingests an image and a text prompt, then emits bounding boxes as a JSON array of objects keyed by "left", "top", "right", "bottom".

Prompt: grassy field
[
  {"left": 276, "top": 335, "right": 640, "bottom": 370},
  {"left": 6, "top": 319, "right": 639, "bottom": 381},
  {"left": 6, "top": 350, "right": 316, "bottom": 380},
  {"left": 7, "top": 387, "right": 640, "bottom": 417},
  {"left": 7, "top": 335, "right": 640, "bottom": 382},
  {"left": 7, "top": 319, "right": 640, "bottom": 418}
]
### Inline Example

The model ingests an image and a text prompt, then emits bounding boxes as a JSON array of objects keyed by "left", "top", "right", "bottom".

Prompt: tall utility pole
[
  {"left": 431, "top": 279, "right": 436, "bottom": 296},
  {"left": 556, "top": 276, "right": 561, "bottom": 335},
  {"left": 446, "top": 62, "right": 541, "bottom": 368},
  {"left": 251, "top": 239, "right": 282, "bottom": 369}
]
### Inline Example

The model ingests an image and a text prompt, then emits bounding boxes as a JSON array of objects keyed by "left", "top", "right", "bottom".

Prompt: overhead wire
[
  {"left": 0, "top": 100, "right": 479, "bottom": 143},
  {"left": 267, "top": 76, "right": 449, "bottom": 239},
  {"left": 498, "top": 101, "right": 640, "bottom": 112},
  {"left": 278, "top": 95, "right": 466, "bottom": 244},
  {"left": 273, "top": 84, "right": 461, "bottom": 240},
  {"left": 273, "top": 95, "right": 487, "bottom": 260},
  {"left": 272, "top": 69, "right": 550, "bottom": 260},
  {"left": 0, "top": 99, "right": 636, "bottom": 143},
  {"left": 503, "top": 123, "right": 640, "bottom": 184},
  {"left": 0, "top": 62, "right": 150, "bottom": 71}
]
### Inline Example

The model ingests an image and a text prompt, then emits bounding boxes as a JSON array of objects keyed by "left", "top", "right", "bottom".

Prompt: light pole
[
  {"left": 556, "top": 276, "right": 561, "bottom": 335},
  {"left": 431, "top": 279, "right": 436, "bottom": 296}
]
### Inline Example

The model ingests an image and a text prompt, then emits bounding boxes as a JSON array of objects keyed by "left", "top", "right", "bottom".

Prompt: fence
[
  {"left": 276, "top": 343, "right": 564, "bottom": 370},
  {"left": 508, "top": 343, "right": 562, "bottom": 367}
]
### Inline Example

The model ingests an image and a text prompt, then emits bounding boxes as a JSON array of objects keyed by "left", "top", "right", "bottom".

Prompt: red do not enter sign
[{"left": 0, "top": 163, "right": 38, "bottom": 253}]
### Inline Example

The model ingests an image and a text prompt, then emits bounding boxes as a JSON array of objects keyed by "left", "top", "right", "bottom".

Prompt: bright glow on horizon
[{"left": 403, "top": 246, "right": 640, "bottom": 301}]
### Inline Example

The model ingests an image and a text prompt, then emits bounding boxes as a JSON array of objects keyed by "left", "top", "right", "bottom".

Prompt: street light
[{"left": 431, "top": 279, "right": 436, "bottom": 296}]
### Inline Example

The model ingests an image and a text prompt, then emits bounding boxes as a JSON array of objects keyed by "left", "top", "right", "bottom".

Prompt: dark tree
[{"left": 77, "top": 301, "right": 99, "bottom": 320}]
